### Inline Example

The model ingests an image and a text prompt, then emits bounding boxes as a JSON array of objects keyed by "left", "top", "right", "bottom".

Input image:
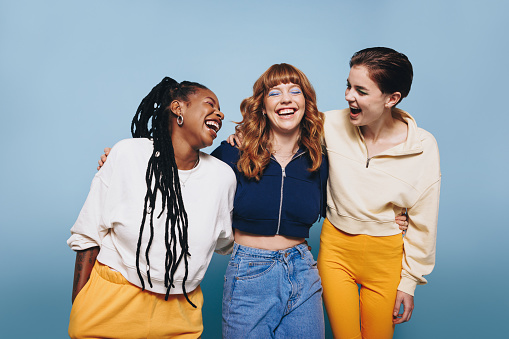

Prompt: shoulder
[
  {"left": 323, "top": 109, "right": 357, "bottom": 147},
  {"left": 416, "top": 127, "right": 440, "bottom": 166},
  {"left": 211, "top": 141, "right": 240, "bottom": 159},
  {"left": 324, "top": 108, "right": 348, "bottom": 116},
  {"left": 200, "top": 152, "right": 237, "bottom": 186},
  {"left": 94, "top": 139, "right": 151, "bottom": 182},
  {"left": 324, "top": 109, "right": 349, "bottom": 123},
  {"left": 396, "top": 108, "right": 439, "bottom": 157},
  {"left": 396, "top": 109, "right": 438, "bottom": 149},
  {"left": 103, "top": 138, "right": 153, "bottom": 170},
  {"left": 111, "top": 138, "right": 152, "bottom": 156},
  {"left": 324, "top": 109, "right": 352, "bottom": 133},
  {"left": 417, "top": 128, "right": 438, "bottom": 148},
  {"left": 410, "top": 125, "right": 441, "bottom": 179},
  {"left": 210, "top": 141, "right": 241, "bottom": 169}
]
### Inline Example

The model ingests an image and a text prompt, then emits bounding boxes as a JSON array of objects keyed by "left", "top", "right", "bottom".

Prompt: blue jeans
[{"left": 222, "top": 242, "right": 325, "bottom": 339}]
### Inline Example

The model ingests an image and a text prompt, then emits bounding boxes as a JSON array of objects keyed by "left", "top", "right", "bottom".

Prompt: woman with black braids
[{"left": 67, "top": 77, "right": 236, "bottom": 338}]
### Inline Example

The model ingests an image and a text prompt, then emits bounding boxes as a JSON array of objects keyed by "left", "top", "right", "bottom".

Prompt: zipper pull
[
  {"left": 366, "top": 157, "right": 371, "bottom": 168},
  {"left": 282, "top": 168, "right": 286, "bottom": 177}
]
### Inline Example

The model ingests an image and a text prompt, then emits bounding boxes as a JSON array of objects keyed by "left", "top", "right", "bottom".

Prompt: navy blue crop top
[{"left": 211, "top": 141, "right": 328, "bottom": 238}]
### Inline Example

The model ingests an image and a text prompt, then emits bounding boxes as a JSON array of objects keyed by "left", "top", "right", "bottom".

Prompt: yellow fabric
[
  {"left": 323, "top": 108, "right": 440, "bottom": 295},
  {"left": 69, "top": 261, "right": 204, "bottom": 339},
  {"left": 318, "top": 219, "right": 403, "bottom": 339}
]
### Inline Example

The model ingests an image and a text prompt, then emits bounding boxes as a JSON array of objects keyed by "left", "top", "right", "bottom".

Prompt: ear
[
  {"left": 170, "top": 100, "right": 183, "bottom": 117},
  {"left": 385, "top": 92, "right": 402, "bottom": 108}
]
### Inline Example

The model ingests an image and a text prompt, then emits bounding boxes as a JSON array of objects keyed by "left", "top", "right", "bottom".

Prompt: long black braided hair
[{"left": 131, "top": 77, "right": 208, "bottom": 306}]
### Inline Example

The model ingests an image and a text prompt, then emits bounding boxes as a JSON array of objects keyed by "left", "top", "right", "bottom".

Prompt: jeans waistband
[{"left": 231, "top": 242, "right": 309, "bottom": 260}]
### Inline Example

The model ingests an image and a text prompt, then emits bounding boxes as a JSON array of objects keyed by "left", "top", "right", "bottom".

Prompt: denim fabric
[{"left": 222, "top": 243, "right": 325, "bottom": 339}]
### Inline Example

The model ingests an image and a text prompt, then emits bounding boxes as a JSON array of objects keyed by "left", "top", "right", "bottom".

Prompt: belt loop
[
  {"left": 296, "top": 242, "right": 307, "bottom": 259},
  {"left": 231, "top": 242, "right": 239, "bottom": 259}
]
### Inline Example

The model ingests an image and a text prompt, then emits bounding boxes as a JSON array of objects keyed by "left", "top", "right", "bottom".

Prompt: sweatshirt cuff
[
  {"left": 397, "top": 276, "right": 417, "bottom": 296},
  {"left": 67, "top": 234, "right": 100, "bottom": 251},
  {"left": 214, "top": 242, "right": 233, "bottom": 255}
]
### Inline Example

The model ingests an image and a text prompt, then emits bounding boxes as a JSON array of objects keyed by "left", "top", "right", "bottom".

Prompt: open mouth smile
[
  {"left": 205, "top": 119, "right": 221, "bottom": 138},
  {"left": 276, "top": 108, "right": 296, "bottom": 116},
  {"left": 350, "top": 107, "right": 361, "bottom": 114},
  {"left": 350, "top": 106, "right": 362, "bottom": 118}
]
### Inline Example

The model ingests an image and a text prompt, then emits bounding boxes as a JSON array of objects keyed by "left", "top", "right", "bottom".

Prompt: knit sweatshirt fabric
[
  {"left": 211, "top": 141, "right": 328, "bottom": 238},
  {"left": 67, "top": 138, "right": 236, "bottom": 295},
  {"left": 324, "top": 108, "right": 441, "bottom": 296}
]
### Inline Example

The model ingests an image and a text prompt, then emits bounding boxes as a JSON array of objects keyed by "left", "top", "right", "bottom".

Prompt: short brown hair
[{"left": 350, "top": 47, "right": 413, "bottom": 104}]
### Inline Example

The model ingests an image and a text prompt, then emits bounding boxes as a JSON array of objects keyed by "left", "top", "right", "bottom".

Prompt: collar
[{"left": 355, "top": 108, "right": 423, "bottom": 157}]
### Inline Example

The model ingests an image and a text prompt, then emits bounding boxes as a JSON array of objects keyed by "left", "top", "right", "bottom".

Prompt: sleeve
[
  {"left": 214, "top": 212, "right": 234, "bottom": 255},
  {"left": 214, "top": 167, "right": 236, "bottom": 255},
  {"left": 320, "top": 152, "right": 329, "bottom": 218},
  {"left": 398, "top": 177, "right": 441, "bottom": 296},
  {"left": 67, "top": 146, "right": 118, "bottom": 251}
]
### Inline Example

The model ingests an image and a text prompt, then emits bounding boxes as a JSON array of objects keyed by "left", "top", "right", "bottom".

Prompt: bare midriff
[{"left": 234, "top": 229, "right": 305, "bottom": 251}]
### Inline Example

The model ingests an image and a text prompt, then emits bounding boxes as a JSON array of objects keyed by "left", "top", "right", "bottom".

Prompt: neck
[
  {"left": 269, "top": 129, "right": 300, "bottom": 154},
  {"left": 360, "top": 108, "right": 398, "bottom": 143},
  {"left": 171, "top": 133, "right": 200, "bottom": 170}
]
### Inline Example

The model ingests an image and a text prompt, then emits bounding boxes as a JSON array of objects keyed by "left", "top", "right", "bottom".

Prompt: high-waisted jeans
[{"left": 222, "top": 242, "right": 325, "bottom": 339}]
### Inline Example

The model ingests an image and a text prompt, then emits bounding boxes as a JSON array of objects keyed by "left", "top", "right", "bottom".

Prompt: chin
[
  {"left": 203, "top": 138, "right": 214, "bottom": 148},
  {"left": 348, "top": 117, "right": 361, "bottom": 126}
]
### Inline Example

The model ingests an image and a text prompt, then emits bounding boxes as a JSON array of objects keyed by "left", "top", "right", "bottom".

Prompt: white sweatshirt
[{"left": 68, "top": 138, "right": 236, "bottom": 295}]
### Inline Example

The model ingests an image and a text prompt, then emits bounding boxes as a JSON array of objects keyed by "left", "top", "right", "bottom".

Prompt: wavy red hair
[{"left": 236, "top": 63, "right": 324, "bottom": 180}]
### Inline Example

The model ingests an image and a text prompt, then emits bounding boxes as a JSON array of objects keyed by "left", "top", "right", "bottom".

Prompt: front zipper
[
  {"left": 272, "top": 151, "right": 306, "bottom": 235},
  {"left": 276, "top": 167, "right": 286, "bottom": 234}
]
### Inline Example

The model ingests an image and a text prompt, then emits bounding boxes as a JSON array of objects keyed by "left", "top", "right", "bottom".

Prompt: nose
[
  {"left": 281, "top": 90, "right": 292, "bottom": 103},
  {"left": 215, "top": 110, "right": 225, "bottom": 121},
  {"left": 345, "top": 87, "right": 354, "bottom": 102}
]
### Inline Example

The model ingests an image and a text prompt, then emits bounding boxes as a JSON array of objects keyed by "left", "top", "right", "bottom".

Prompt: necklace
[
  {"left": 179, "top": 155, "right": 199, "bottom": 187},
  {"left": 271, "top": 146, "right": 298, "bottom": 165}
]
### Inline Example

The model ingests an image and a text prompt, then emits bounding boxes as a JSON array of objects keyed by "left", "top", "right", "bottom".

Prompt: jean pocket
[{"left": 236, "top": 259, "right": 276, "bottom": 280}]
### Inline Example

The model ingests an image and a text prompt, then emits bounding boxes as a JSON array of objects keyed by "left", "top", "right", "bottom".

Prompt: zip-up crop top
[{"left": 211, "top": 141, "right": 328, "bottom": 238}]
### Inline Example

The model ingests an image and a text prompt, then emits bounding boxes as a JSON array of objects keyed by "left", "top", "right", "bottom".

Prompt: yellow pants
[
  {"left": 317, "top": 219, "right": 403, "bottom": 339},
  {"left": 69, "top": 261, "right": 204, "bottom": 339}
]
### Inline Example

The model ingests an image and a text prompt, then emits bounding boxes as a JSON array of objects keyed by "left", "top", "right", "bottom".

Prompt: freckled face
[
  {"left": 181, "top": 89, "right": 224, "bottom": 149},
  {"left": 345, "top": 65, "right": 391, "bottom": 127},
  {"left": 263, "top": 82, "right": 306, "bottom": 137}
]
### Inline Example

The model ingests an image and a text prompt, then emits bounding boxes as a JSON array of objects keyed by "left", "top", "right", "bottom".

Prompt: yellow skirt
[{"left": 69, "top": 261, "right": 203, "bottom": 339}]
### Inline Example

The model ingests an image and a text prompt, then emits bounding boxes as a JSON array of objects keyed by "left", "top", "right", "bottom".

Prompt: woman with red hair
[{"left": 213, "top": 63, "right": 328, "bottom": 338}]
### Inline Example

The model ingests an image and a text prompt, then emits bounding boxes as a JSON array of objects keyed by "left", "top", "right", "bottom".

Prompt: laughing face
[
  {"left": 178, "top": 88, "right": 224, "bottom": 149},
  {"left": 345, "top": 65, "right": 393, "bottom": 127},
  {"left": 263, "top": 82, "right": 306, "bottom": 137}
]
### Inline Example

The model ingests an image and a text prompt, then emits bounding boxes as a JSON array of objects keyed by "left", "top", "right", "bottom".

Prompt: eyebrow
[
  {"left": 206, "top": 96, "right": 220, "bottom": 110},
  {"left": 347, "top": 79, "right": 368, "bottom": 92}
]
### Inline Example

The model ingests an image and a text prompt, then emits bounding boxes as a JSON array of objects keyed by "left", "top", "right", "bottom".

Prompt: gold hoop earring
[{"left": 177, "top": 114, "right": 184, "bottom": 126}]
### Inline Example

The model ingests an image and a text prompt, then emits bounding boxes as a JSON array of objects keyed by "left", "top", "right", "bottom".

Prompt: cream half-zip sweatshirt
[{"left": 324, "top": 108, "right": 441, "bottom": 296}]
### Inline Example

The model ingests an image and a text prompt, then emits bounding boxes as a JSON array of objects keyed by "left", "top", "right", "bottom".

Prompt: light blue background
[{"left": 1, "top": 0, "right": 507, "bottom": 338}]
